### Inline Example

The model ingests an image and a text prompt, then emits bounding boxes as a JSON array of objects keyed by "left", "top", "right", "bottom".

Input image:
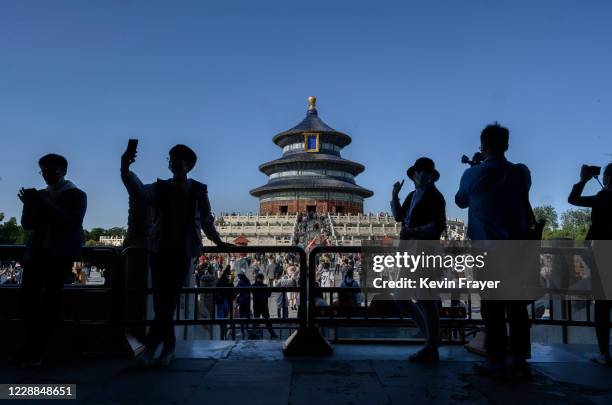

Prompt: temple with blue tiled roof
[{"left": 250, "top": 97, "right": 373, "bottom": 214}]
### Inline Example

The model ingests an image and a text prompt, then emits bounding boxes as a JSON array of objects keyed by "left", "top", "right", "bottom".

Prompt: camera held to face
[
  {"left": 582, "top": 165, "right": 601, "bottom": 178},
  {"left": 461, "top": 152, "right": 484, "bottom": 167}
]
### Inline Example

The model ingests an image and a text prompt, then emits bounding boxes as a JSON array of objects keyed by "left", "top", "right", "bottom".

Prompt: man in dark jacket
[
  {"left": 252, "top": 273, "right": 278, "bottom": 339},
  {"left": 121, "top": 143, "right": 230, "bottom": 366},
  {"left": 391, "top": 157, "right": 446, "bottom": 362},
  {"left": 214, "top": 267, "right": 233, "bottom": 339},
  {"left": 16, "top": 153, "right": 87, "bottom": 366},
  {"left": 235, "top": 271, "right": 255, "bottom": 339},
  {"left": 568, "top": 163, "right": 612, "bottom": 365},
  {"left": 265, "top": 254, "right": 278, "bottom": 284}
]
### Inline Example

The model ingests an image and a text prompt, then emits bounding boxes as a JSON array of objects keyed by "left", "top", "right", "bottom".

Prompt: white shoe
[
  {"left": 138, "top": 347, "right": 157, "bottom": 367},
  {"left": 157, "top": 347, "right": 176, "bottom": 367}
]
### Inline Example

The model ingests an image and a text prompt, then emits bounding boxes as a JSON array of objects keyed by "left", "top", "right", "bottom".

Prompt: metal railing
[
  {"left": 0, "top": 245, "right": 120, "bottom": 324},
  {"left": 1, "top": 243, "right": 609, "bottom": 346},
  {"left": 0, "top": 245, "right": 306, "bottom": 341},
  {"left": 308, "top": 245, "right": 609, "bottom": 344},
  {"left": 119, "top": 245, "right": 307, "bottom": 340}
]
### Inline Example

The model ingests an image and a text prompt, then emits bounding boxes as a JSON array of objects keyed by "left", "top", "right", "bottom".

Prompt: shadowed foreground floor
[{"left": 1, "top": 341, "right": 611, "bottom": 404}]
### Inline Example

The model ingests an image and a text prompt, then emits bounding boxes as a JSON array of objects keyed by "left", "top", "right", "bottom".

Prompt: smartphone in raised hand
[
  {"left": 18, "top": 187, "right": 38, "bottom": 203},
  {"left": 126, "top": 138, "right": 138, "bottom": 159}
]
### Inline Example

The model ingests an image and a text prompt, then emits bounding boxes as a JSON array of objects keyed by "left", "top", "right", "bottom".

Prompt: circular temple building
[{"left": 250, "top": 97, "right": 373, "bottom": 215}]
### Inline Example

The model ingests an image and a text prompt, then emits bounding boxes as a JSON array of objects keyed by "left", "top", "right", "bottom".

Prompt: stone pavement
[{"left": 1, "top": 341, "right": 611, "bottom": 404}]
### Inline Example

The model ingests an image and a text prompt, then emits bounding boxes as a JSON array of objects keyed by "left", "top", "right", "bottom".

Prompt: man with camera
[
  {"left": 15, "top": 154, "right": 87, "bottom": 367},
  {"left": 568, "top": 163, "right": 612, "bottom": 365},
  {"left": 121, "top": 142, "right": 231, "bottom": 367},
  {"left": 455, "top": 123, "right": 533, "bottom": 379}
]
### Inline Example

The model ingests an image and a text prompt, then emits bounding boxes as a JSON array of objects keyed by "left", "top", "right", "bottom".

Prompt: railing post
[{"left": 283, "top": 246, "right": 333, "bottom": 356}]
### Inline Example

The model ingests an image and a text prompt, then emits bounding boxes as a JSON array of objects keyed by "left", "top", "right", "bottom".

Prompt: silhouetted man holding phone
[
  {"left": 16, "top": 154, "right": 87, "bottom": 367},
  {"left": 455, "top": 123, "right": 533, "bottom": 379},
  {"left": 121, "top": 142, "right": 230, "bottom": 367},
  {"left": 568, "top": 163, "right": 612, "bottom": 365}
]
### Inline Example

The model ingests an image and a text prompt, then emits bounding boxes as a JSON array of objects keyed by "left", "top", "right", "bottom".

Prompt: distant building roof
[
  {"left": 272, "top": 97, "right": 352, "bottom": 147},
  {"left": 250, "top": 177, "right": 373, "bottom": 198},
  {"left": 258, "top": 152, "right": 365, "bottom": 175}
]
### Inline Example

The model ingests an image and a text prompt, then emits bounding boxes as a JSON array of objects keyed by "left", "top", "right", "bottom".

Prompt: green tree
[
  {"left": 104, "top": 227, "right": 127, "bottom": 237},
  {"left": 0, "top": 213, "right": 27, "bottom": 244},
  {"left": 88, "top": 227, "right": 105, "bottom": 242},
  {"left": 533, "top": 205, "right": 559, "bottom": 233},
  {"left": 82, "top": 226, "right": 127, "bottom": 246},
  {"left": 558, "top": 208, "right": 591, "bottom": 240}
]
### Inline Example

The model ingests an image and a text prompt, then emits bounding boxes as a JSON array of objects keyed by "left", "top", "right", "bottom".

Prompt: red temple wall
[{"left": 259, "top": 199, "right": 363, "bottom": 215}]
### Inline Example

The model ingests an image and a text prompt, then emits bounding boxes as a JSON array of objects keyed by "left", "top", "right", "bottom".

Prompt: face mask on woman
[{"left": 413, "top": 170, "right": 433, "bottom": 188}]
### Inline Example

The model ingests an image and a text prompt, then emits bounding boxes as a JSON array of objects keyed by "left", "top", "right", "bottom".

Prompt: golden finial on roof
[{"left": 308, "top": 96, "right": 316, "bottom": 111}]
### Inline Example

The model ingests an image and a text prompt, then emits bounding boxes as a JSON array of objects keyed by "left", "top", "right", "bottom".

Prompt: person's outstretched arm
[
  {"left": 568, "top": 166, "right": 597, "bottom": 207},
  {"left": 390, "top": 180, "right": 407, "bottom": 222},
  {"left": 455, "top": 170, "right": 471, "bottom": 209},
  {"left": 198, "top": 185, "right": 227, "bottom": 246},
  {"left": 568, "top": 181, "right": 596, "bottom": 207},
  {"left": 390, "top": 196, "right": 406, "bottom": 222},
  {"left": 120, "top": 149, "right": 155, "bottom": 206}
]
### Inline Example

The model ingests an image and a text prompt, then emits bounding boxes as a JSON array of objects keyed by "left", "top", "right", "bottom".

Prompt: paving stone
[
  {"left": 78, "top": 368, "right": 209, "bottom": 404},
  {"left": 290, "top": 359, "right": 375, "bottom": 375},
  {"left": 533, "top": 362, "right": 612, "bottom": 390},
  {"left": 290, "top": 360, "right": 390, "bottom": 405},
  {"left": 372, "top": 361, "right": 486, "bottom": 405},
  {"left": 187, "top": 360, "right": 292, "bottom": 405}
]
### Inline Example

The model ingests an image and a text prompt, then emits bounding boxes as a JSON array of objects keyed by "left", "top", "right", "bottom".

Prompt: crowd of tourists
[
  {"left": 190, "top": 248, "right": 303, "bottom": 339},
  {"left": 0, "top": 261, "right": 22, "bottom": 285}
]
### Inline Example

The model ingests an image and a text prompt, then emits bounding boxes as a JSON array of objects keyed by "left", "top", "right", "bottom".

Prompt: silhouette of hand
[
  {"left": 392, "top": 179, "right": 404, "bottom": 197},
  {"left": 580, "top": 165, "right": 594, "bottom": 183},
  {"left": 121, "top": 150, "right": 137, "bottom": 172},
  {"left": 17, "top": 188, "right": 26, "bottom": 203},
  {"left": 18, "top": 187, "right": 37, "bottom": 204}
]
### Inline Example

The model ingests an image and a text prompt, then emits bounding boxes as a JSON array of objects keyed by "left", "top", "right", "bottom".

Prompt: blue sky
[{"left": 1, "top": 0, "right": 611, "bottom": 229}]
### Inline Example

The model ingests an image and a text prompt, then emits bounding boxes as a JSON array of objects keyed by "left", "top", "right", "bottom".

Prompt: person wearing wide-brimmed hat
[
  {"left": 391, "top": 157, "right": 447, "bottom": 362},
  {"left": 391, "top": 157, "right": 446, "bottom": 241}
]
